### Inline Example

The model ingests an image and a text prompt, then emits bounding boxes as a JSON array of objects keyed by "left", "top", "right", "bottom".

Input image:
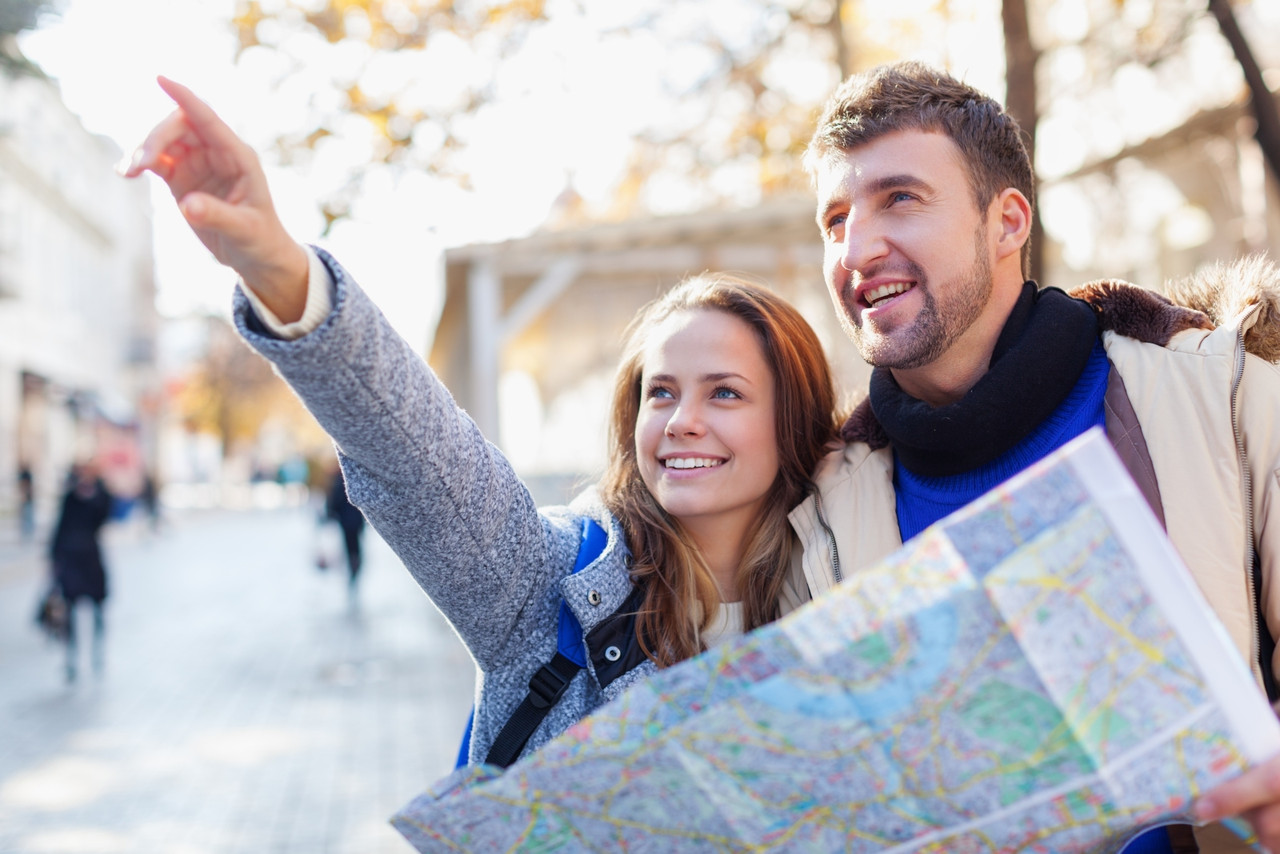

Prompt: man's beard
[{"left": 843, "top": 225, "right": 992, "bottom": 370}]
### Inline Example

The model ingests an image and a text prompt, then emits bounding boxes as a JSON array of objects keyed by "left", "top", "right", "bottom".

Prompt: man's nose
[{"left": 839, "top": 217, "right": 889, "bottom": 275}]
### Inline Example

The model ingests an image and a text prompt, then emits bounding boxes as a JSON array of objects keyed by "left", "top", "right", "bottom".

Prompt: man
[{"left": 790, "top": 61, "right": 1280, "bottom": 853}]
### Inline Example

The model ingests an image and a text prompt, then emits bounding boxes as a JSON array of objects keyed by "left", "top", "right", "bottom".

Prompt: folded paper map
[{"left": 393, "top": 428, "right": 1280, "bottom": 852}]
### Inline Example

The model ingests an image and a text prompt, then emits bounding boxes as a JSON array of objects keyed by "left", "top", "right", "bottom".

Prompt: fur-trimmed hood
[
  {"left": 1073, "top": 253, "right": 1280, "bottom": 362},
  {"left": 1163, "top": 253, "right": 1280, "bottom": 363},
  {"left": 841, "top": 254, "right": 1280, "bottom": 445}
]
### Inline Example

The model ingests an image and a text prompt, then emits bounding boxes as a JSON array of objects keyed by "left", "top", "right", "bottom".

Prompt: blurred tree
[
  {"left": 231, "top": 0, "right": 554, "bottom": 232},
  {"left": 1000, "top": 0, "right": 1279, "bottom": 282},
  {"left": 174, "top": 317, "right": 324, "bottom": 461},
  {"left": 1020, "top": 0, "right": 1277, "bottom": 278},
  {"left": 594, "top": 0, "right": 851, "bottom": 221},
  {"left": 0, "top": 0, "right": 57, "bottom": 35},
  {"left": 1208, "top": 0, "right": 1280, "bottom": 185},
  {"left": 230, "top": 0, "right": 1273, "bottom": 270},
  {"left": 0, "top": 0, "right": 60, "bottom": 74},
  {"left": 1001, "top": 0, "right": 1044, "bottom": 284},
  {"left": 230, "top": 0, "right": 876, "bottom": 230}
]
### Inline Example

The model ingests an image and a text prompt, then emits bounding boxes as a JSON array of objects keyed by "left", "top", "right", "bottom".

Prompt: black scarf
[{"left": 869, "top": 282, "right": 1099, "bottom": 477}]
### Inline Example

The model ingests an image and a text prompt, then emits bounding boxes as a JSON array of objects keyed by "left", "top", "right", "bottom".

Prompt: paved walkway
[{"left": 0, "top": 504, "right": 475, "bottom": 854}]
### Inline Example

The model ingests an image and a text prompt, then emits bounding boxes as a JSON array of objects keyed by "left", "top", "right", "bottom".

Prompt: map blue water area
[{"left": 746, "top": 598, "right": 958, "bottom": 725}]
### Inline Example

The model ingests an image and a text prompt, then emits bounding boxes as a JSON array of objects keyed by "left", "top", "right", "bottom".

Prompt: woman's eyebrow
[{"left": 646, "top": 372, "right": 751, "bottom": 384}]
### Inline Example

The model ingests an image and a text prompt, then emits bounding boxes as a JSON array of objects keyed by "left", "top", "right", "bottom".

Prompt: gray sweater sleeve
[{"left": 232, "top": 247, "right": 569, "bottom": 668}]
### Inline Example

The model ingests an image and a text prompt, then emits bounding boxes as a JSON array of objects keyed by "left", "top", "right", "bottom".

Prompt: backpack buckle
[{"left": 527, "top": 656, "right": 575, "bottom": 709}]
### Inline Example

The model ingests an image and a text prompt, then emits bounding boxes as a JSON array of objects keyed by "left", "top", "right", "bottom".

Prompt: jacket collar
[{"left": 559, "top": 492, "right": 635, "bottom": 634}]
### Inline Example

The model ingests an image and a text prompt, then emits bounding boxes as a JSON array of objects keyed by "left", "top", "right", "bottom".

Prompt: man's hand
[
  {"left": 119, "top": 77, "right": 308, "bottom": 322},
  {"left": 1195, "top": 752, "right": 1280, "bottom": 851}
]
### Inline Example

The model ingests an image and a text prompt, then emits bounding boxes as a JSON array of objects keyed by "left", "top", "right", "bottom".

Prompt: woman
[
  {"left": 122, "top": 78, "right": 838, "bottom": 765},
  {"left": 49, "top": 461, "right": 114, "bottom": 682}
]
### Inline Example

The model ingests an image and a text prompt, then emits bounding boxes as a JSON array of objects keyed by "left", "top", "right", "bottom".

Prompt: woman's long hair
[{"left": 599, "top": 273, "right": 838, "bottom": 666}]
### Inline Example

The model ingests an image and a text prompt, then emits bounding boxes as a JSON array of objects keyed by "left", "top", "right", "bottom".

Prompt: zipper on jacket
[
  {"left": 1229, "top": 328, "right": 1264, "bottom": 690},
  {"left": 812, "top": 490, "right": 843, "bottom": 585}
]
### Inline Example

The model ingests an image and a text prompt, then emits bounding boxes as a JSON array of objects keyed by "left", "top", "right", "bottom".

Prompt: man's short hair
[{"left": 805, "top": 61, "right": 1035, "bottom": 252}]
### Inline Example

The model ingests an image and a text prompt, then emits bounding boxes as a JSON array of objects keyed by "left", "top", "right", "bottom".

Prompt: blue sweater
[{"left": 894, "top": 339, "right": 1110, "bottom": 541}]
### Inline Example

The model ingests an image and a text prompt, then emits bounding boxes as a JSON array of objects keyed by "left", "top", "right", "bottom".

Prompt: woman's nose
[{"left": 665, "top": 404, "right": 705, "bottom": 437}]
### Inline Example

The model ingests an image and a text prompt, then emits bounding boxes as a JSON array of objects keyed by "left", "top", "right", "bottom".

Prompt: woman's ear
[{"left": 993, "top": 188, "right": 1032, "bottom": 263}]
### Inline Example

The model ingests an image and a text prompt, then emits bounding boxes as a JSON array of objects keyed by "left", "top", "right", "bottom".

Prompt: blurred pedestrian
[
  {"left": 325, "top": 467, "right": 366, "bottom": 601},
  {"left": 138, "top": 470, "right": 162, "bottom": 532},
  {"left": 17, "top": 465, "right": 34, "bottom": 540},
  {"left": 49, "top": 461, "right": 114, "bottom": 683}
]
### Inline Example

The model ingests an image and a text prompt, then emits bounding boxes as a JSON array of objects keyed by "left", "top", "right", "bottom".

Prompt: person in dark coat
[
  {"left": 49, "top": 461, "right": 113, "bottom": 682},
  {"left": 17, "top": 465, "right": 34, "bottom": 540},
  {"left": 325, "top": 467, "right": 367, "bottom": 600}
]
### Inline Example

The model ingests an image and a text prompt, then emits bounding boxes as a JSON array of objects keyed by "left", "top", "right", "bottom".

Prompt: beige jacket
[{"left": 788, "top": 256, "right": 1280, "bottom": 853}]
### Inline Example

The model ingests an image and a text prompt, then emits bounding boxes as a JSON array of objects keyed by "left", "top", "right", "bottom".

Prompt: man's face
[{"left": 814, "top": 130, "right": 995, "bottom": 371}]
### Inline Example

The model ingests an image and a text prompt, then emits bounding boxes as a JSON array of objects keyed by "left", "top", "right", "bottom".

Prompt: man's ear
[{"left": 992, "top": 188, "right": 1032, "bottom": 263}]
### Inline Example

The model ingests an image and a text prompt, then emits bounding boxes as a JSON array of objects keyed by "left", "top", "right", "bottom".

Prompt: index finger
[
  {"left": 155, "top": 76, "right": 243, "bottom": 151},
  {"left": 119, "top": 77, "right": 241, "bottom": 178}
]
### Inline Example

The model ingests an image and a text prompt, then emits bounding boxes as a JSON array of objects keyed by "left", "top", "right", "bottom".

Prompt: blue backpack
[{"left": 455, "top": 516, "right": 608, "bottom": 769}]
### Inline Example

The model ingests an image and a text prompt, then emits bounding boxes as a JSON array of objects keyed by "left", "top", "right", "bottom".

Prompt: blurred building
[{"left": 0, "top": 62, "right": 159, "bottom": 526}]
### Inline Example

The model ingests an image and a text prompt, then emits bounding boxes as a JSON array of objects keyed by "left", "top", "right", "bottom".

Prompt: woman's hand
[{"left": 119, "top": 76, "right": 309, "bottom": 322}]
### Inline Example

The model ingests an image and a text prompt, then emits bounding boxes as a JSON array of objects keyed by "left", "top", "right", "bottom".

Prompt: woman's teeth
[{"left": 664, "top": 458, "right": 722, "bottom": 469}]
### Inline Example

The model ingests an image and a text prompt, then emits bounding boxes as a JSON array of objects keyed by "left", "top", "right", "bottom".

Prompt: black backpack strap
[
  {"left": 483, "top": 651, "right": 583, "bottom": 768},
  {"left": 475, "top": 518, "right": 606, "bottom": 768}
]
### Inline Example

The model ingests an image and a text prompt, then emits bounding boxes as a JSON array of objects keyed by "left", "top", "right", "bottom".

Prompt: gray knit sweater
[{"left": 233, "top": 247, "right": 657, "bottom": 764}]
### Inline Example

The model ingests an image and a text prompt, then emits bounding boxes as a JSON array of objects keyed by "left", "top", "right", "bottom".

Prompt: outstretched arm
[
  {"left": 125, "top": 80, "right": 562, "bottom": 666},
  {"left": 119, "top": 76, "right": 308, "bottom": 323}
]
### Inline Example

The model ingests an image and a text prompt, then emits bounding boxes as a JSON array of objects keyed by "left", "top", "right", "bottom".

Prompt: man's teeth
[
  {"left": 867, "top": 283, "right": 911, "bottom": 307},
  {"left": 664, "top": 458, "right": 722, "bottom": 470}
]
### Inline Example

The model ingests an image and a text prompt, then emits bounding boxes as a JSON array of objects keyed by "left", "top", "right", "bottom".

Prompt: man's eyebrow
[{"left": 865, "top": 174, "right": 932, "bottom": 197}]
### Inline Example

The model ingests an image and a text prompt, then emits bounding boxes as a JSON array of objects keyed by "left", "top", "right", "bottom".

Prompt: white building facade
[{"left": 0, "top": 64, "right": 158, "bottom": 525}]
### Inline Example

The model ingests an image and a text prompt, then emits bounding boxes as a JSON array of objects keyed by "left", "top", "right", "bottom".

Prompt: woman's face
[{"left": 635, "top": 309, "right": 779, "bottom": 542}]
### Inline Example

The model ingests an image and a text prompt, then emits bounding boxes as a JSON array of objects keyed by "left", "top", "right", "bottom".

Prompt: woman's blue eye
[
  {"left": 646, "top": 385, "right": 674, "bottom": 400},
  {"left": 712, "top": 386, "right": 741, "bottom": 400}
]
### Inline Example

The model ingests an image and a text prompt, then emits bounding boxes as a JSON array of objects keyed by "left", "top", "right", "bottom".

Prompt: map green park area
[{"left": 393, "top": 430, "right": 1279, "bottom": 853}]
